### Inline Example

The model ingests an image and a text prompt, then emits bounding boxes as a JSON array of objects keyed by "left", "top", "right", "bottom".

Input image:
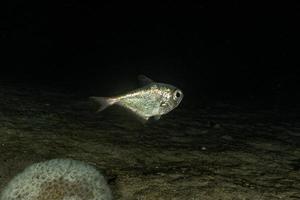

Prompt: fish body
[{"left": 90, "top": 75, "right": 183, "bottom": 121}]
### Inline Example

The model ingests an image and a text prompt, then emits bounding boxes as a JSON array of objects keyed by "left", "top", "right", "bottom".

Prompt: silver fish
[{"left": 90, "top": 75, "right": 184, "bottom": 121}]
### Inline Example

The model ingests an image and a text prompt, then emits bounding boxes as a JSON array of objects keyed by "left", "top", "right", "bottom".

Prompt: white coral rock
[{"left": 0, "top": 159, "right": 112, "bottom": 200}]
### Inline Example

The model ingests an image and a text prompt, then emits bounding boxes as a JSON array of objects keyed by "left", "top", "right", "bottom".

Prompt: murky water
[{"left": 0, "top": 84, "right": 299, "bottom": 199}]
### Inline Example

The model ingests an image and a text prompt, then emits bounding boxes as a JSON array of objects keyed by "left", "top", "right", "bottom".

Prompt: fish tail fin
[{"left": 89, "top": 96, "right": 118, "bottom": 112}]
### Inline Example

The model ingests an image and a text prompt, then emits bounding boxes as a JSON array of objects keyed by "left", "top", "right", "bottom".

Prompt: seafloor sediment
[{"left": 0, "top": 84, "right": 299, "bottom": 200}]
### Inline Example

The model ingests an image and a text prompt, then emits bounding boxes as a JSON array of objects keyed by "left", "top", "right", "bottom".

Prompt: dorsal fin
[{"left": 138, "top": 74, "right": 154, "bottom": 86}]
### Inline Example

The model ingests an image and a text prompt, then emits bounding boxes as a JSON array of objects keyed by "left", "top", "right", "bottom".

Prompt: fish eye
[{"left": 174, "top": 90, "right": 182, "bottom": 99}]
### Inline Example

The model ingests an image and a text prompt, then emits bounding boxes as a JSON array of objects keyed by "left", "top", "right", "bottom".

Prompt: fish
[{"left": 89, "top": 75, "right": 184, "bottom": 121}]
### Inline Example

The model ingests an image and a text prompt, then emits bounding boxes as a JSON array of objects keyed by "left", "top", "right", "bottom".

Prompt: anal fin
[{"left": 153, "top": 115, "right": 161, "bottom": 120}]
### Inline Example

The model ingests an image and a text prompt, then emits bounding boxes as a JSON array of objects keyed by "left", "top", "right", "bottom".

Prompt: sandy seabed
[{"left": 0, "top": 84, "right": 299, "bottom": 200}]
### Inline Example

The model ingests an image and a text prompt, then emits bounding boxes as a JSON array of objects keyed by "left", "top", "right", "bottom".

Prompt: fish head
[{"left": 157, "top": 84, "right": 184, "bottom": 115}]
